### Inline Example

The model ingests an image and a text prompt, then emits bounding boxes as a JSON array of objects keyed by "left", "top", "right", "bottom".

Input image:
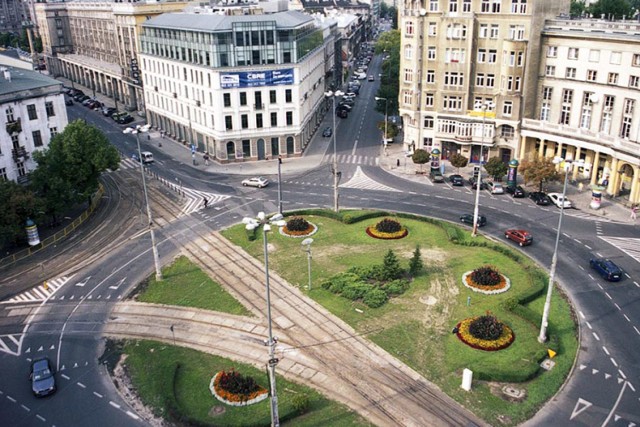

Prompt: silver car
[{"left": 242, "top": 177, "right": 269, "bottom": 188}]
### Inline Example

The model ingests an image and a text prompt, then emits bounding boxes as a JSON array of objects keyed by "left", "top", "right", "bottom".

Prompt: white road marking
[
  {"left": 21, "top": 404, "right": 30, "bottom": 411},
  {"left": 619, "top": 370, "right": 626, "bottom": 379},
  {"left": 61, "top": 374, "right": 70, "bottom": 380},
  {"left": 624, "top": 314, "right": 631, "bottom": 322},
  {"left": 93, "top": 391, "right": 103, "bottom": 398},
  {"left": 36, "top": 414, "right": 45, "bottom": 422},
  {"left": 593, "top": 332, "right": 600, "bottom": 341},
  {"left": 602, "top": 381, "right": 628, "bottom": 426},
  {"left": 126, "top": 411, "right": 140, "bottom": 419},
  {"left": 611, "top": 358, "right": 618, "bottom": 367},
  {"left": 77, "top": 382, "right": 86, "bottom": 389},
  {"left": 570, "top": 398, "right": 592, "bottom": 420},
  {"left": 7, "top": 395, "right": 16, "bottom": 402},
  {"left": 634, "top": 326, "right": 640, "bottom": 335},
  {"left": 109, "top": 401, "right": 121, "bottom": 409},
  {"left": 625, "top": 273, "right": 631, "bottom": 278},
  {"left": 574, "top": 239, "right": 582, "bottom": 244},
  {"left": 588, "top": 274, "right": 595, "bottom": 280},
  {"left": 579, "top": 311, "right": 585, "bottom": 319},
  {"left": 603, "top": 346, "right": 610, "bottom": 355},
  {"left": 585, "top": 321, "right": 593, "bottom": 329},
  {"left": 585, "top": 245, "right": 592, "bottom": 250},
  {"left": 614, "top": 303, "right": 621, "bottom": 310},
  {"left": 605, "top": 292, "right": 612, "bottom": 300}
]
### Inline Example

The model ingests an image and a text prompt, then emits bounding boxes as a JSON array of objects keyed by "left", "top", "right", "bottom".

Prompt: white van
[{"left": 140, "top": 151, "right": 154, "bottom": 164}]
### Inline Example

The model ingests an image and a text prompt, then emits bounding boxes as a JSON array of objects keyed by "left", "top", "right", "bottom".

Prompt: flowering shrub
[
  {"left": 366, "top": 219, "right": 408, "bottom": 240},
  {"left": 213, "top": 369, "right": 267, "bottom": 404},
  {"left": 375, "top": 218, "right": 402, "bottom": 233},
  {"left": 469, "top": 314, "right": 503, "bottom": 340},
  {"left": 462, "top": 270, "right": 511, "bottom": 295},
  {"left": 281, "top": 217, "right": 317, "bottom": 237},
  {"left": 456, "top": 316, "right": 515, "bottom": 351},
  {"left": 470, "top": 266, "right": 502, "bottom": 287}
]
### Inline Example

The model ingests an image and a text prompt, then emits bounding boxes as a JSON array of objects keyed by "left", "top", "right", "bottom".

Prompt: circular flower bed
[
  {"left": 209, "top": 370, "right": 268, "bottom": 407},
  {"left": 456, "top": 315, "right": 515, "bottom": 351},
  {"left": 461, "top": 266, "right": 511, "bottom": 295},
  {"left": 366, "top": 218, "right": 408, "bottom": 240},
  {"left": 280, "top": 216, "right": 318, "bottom": 238}
]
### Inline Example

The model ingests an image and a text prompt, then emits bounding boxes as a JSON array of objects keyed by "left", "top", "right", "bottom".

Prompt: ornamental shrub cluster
[
  {"left": 470, "top": 265, "right": 502, "bottom": 287},
  {"left": 286, "top": 217, "right": 310, "bottom": 232},
  {"left": 216, "top": 369, "right": 261, "bottom": 397},
  {"left": 468, "top": 314, "right": 504, "bottom": 341},
  {"left": 375, "top": 218, "right": 402, "bottom": 233}
]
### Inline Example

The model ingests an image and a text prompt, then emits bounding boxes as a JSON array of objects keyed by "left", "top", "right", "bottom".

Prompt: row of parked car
[{"left": 63, "top": 87, "right": 135, "bottom": 124}]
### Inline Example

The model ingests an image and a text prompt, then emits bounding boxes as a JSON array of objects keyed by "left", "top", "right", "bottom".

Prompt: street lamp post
[
  {"left": 242, "top": 212, "right": 287, "bottom": 427},
  {"left": 123, "top": 125, "right": 162, "bottom": 281},
  {"left": 324, "top": 90, "right": 344, "bottom": 212},
  {"left": 277, "top": 156, "right": 283, "bottom": 215},
  {"left": 471, "top": 101, "right": 492, "bottom": 237},
  {"left": 301, "top": 238, "right": 313, "bottom": 290},
  {"left": 538, "top": 158, "right": 583, "bottom": 343},
  {"left": 375, "top": 97, "right": 388, "bottom": 153}
]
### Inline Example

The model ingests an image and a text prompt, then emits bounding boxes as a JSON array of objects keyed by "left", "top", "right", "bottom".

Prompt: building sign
[{"left": 220, "top": 69, "right": 294, "bottom": 88}]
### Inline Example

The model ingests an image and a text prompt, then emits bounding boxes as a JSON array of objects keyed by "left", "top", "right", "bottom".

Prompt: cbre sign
[{"left": 220, "top": 69, "right": 294, "bottom": 88}]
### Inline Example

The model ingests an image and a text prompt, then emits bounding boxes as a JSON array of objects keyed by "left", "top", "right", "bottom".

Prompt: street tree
[
  {"left": 483, "top": 157, "right": 508, "bottom": 181},
  {"left": 589, "top": 0, "right": 634, "bottom": 18},
  {"left": 449, "top": 153, "right": 468, "bottom": 172},
  {"left": 412, "top": 149, "right": 430, "bottom": 172},
  {"left": 519, "top": 156, "right": 559, "bottom": 191},
  {"left": 374, "top": 30, "right": 400, "bottom": 115},
  {"left": 0, "top": 180, "right": 44, "bottom": 248},
  {"left": 377, "top": 121, "right": 399, "bottom": 141}
]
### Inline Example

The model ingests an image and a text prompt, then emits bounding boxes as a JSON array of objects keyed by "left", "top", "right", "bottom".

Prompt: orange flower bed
[
  {"left": 282, "top": 225, "right": 314, "bottom": 236},
  {"left": 366, "top": 226, "right": 408, "bottom": 240},
  {"left": 211, "top": 371, "right": 268, "bottom": 406},
  {"left": 456, "top": 317, "right": 515, "bottom": 351},
  {"left": 465, "top": 273, "right": 507, "bottom": 291}
]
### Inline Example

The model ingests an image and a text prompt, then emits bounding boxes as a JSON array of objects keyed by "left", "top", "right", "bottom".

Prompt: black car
[
  {"left": 336, "top": 109, "right": 348, "bottom": 118},
  {"left": 470, "top": 177, "right": 488, "bottom": 190},
  {"left": 322, "top": 127, "right": 332, "bottom": 137},
  {"left": 64, "top": 98, "right": 73, "bottom": 106},
  {"left": 460, "top": 214, "right": 487, "bottom": 227},
  {"left": 506, "top": 185, "right": 526, "bottom": 198},
  {"left": 430, "top": 170, "right": 445, "bottom": 183},
  {"left": 449, "top": 174, "right": 464, "bottom": 186},
  {"left": 74, "top": 94, "right": 90, "bottom": 102},
  {"left": 111, "top": 111, "right": 127, "bottom": 121},
  {"left": 102, "top": 107, "right": 117, "bottom": 117},
  {"left": 590, "top": 258, "right": 623, "bottom": 282},
  {"left": 30, "top": 357, "right": 56, "bottom": 397},
  {"left": 117, "top": 114, "right": 135, "bottom": 124},
  {"left": 529, "top": 191, "right": 551, "bottom": 206}
]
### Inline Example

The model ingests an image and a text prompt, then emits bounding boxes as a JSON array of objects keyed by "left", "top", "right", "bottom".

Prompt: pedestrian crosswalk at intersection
[
  {"left": 1, "top": 276, "right": 72, "bottom": 304},
  {"left": 598, "top": 236, "right": 640, "bottom": 263}
]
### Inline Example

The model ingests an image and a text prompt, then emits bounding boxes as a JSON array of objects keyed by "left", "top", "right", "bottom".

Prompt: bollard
[{"left": 467, "top": 296, "right": 471, "bottom": 306}]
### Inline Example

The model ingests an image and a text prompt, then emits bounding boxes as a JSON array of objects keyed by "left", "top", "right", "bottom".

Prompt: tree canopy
[
  {"left": 449, "top": 153, "right": 468, "bottom": 172},
  {"left": 374, "top": 30, "right": 400, "bottom": 116},
  {"left": 519, "top": 157, "right": 560, "bottom": 191},
  {"left": 0, "top": 180, "right": 44, "bottom": 248},
  {"left": 589, "top": 0, "right": 634, "bottom": 18},
  {"left": 484, "top": 157, "right": 509, "bottom": 181},
  {"left": 412, "top": 149, "right": 430, "bottom": 171}
]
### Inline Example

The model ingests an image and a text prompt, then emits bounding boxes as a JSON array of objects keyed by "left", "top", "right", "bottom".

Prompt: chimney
[{"left": 1, "top": 67, "right": 11, "bottom": 82}]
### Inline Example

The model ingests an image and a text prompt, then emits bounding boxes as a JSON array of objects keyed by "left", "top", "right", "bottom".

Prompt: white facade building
[{"left": 0, "top": 66, "right": 68, "bottom": 183}]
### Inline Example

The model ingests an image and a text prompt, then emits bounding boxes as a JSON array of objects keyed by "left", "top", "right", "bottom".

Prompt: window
[
  {"left": 32, "top": 130, "right": 43, "bottom": 147},
  {"left": 269, "top": 90, "right": 276, "bottom": 103},
  {"left": 507, "top": 51, "right": 516, "bottom": 66},
  {"left": 449, "top": 0, "right": 458, "bottom": 13},
  {"left": 540, "top": 102, "right": 551, "bottom": 121},
  {"left": 486, "top": 74, "right": 495, "bottom": 87},
  {"left": 403, "top": 91, "right": 413, "bottom": 105},
  {"left": 427, "top": 47, "right": 436, "bottom": 60},
  {"left": 256, "top": 113, "right": 263, "bottom": 128},
  {"left": 547, "top": 46, "right": 558, "bottom": 57},
  {"left": 444, "top": 72, "right": 464, "bottom": 86},
  {"left": 479, "top": 24, "right": 488, "bottom": 38},
  {"left": 45, "top": 102, "right": 55, "bottom": 117},
  {"left": 503, "top": 101, "right": 513, "bottom": 116},
  {"left": 241, "top": 114, "right": 249, "bottom": 129},
  {"left": 286, "top": 111, "right": 293, "bottom": 125},
  {"left": 568, "top": 48, "right": 579, "bottom": 60},
  {"left": 447, "top": 24, "right": 467, "bottom": 39},
  {"left": 600, "top": 95, "right": 614, "bottom": 133},
  {"left": 223, "top": 93, "right": 231, "bottom": 107},
  {"left": 404, "top": 69, "right": 414, "bottom": 83},
  {"left": 285, "top": 89, "right": 292, "bottom": 103},
  {"left": 620, "top": 99, "right": 634, "bottom": 138},
  {"left": 225, "top": 115, "right": 233, "bottom": 130},
  {"left": 404, "top": 45, "right": 413, "bottom": 60},
  {"left": 515, "top": 76, "right": 521, "bottom": 92},
  {"left": 608, "top": 73, "right": 618, "bottom": 84},
  {"left": 5, "top": 107, "right": 14, "bottom": 122},
  {"left": 476, "top": 73, "right": 485, "bottom": 87},
  {"left": 490, "top": 25, "right": 499, "bottom": 39},
  {"left": 27, "top": 104, "right": 37, "bottom": 120},
  {"left": 481, "top": 0, "right": 490, "bottom": 12},
  {"left": 478, "top": 49, "right": 487, "bottom": 63},
  {"left": 429, "top": 0, "right": 438, "bottom": 11},
  {"left": 270, "top": 112, "right": 277, "bottom": 126},
  {"left": 545, "top": 65, "right": 555, "bottom": 77},
  {"left": 425, "top": 93, "right": 434, "bottom": 107},
  {"left": 443, "top": 95, "right": 462, "bottom": 111},
  {"left": 239, "top": 92, "right": 247, "bottom": 106},
  {"left": 589, "top": 50, "right": 600, "bottom": 62},
  {"left": 462, "top": 0, "right": 471, "bottom": 12},
  {"left": 50, "top": 127, "right": 58, "bottom": 137},
  {"left": 491, "top": 0, "right": 501, "bottom": 12},
  {"left": 0, "top": 168, "right": 6, "bottom": 181},
  {"left": 560, "top": 89, "right": 573, "bottom": 125},
  {"left": 610, "top": 52, "right": 621, "bottom": 65},
  {"left": 511, "top": 0, "right": 527, "bottom": 13},
  {"left": 506, "top": 76, "right": 514, "bottom": 91},
  {"left": 445, "top": 48, "right": 465, "bottom": 63},
  {"left": 566, "top": 68, "right": 576, "bottom": 79},
  {"left": 517, "top": 52, "right": 524, "bottom": 67},
  {"left": 580, "top": 93, "right": 593, "bottom": 129},
  {"left": 509, "top": 25, "right": 525, "bottom": 40},
  {"left": 428, "top": 23, "right": 437, "bottom": 36},
  {"left": 426, "top": 70, "right": 435, "bottom": 84},
  {"left": 630, "top": 76, "right": 640, "bottom": 88},
  {"left": 424, "top": 116, "right": 434, "bottom": 128},
  {"left": 633, "top": 54, "right": 640, "bottom": 66},
  {"left": 587, "top": 70, "right": 597, "bottom": 82},
  {"left": 488, "top": 50, "right": 497, "bottom": 63},
  {"left": 271, "top": 137, "right": 279, "bottom": 155},
  {"left": 405, "top": 21, "right": 414, "bottom": 36}
]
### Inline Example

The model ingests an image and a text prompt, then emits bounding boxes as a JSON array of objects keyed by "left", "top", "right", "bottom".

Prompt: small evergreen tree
[
  {"left": 412, "top": 149, "right": 430, "bottom": 172},
  {"left": 382, "top": 249, "right": 403, "bottom": 281},
  {"left": 449, "top": 153, "right": 468, "bottom": 172},
  {"left": 409, "top": 245, "right": 424, "bottom": 276}
]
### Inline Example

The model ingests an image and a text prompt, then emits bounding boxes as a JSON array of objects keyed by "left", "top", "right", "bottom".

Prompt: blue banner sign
[{"left": 220, "top": 69, "right": 294, "bottom": 88}]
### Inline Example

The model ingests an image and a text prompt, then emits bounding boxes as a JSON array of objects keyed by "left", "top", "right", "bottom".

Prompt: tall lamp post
[
  {"left": 324, "top": 90, "right": 344, "bottom": 212},
  {"left": 374, "top": 97, "right": 388, "bottom": 153},
  {"left": 301, "top": 238, "right": 313, "bottom": 290},
  {"left": 277, "top": 156, "right": 283, "bottom": 215},
  {"left": 471, "top": 101, "right": 493, "bottom": 237},
  {"left": 123, "top": 125, "right": 162, "bottom": 281},
  {"left": 242, "top": 212, "right": 287, "bottom": 427},
  {"left": 539, "top": 158, "right": 583, "bottom": 342}
]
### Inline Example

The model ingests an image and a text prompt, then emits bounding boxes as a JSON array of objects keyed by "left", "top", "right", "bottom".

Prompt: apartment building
[
  {"left": 140, "top": 10, "right": 337, "bottom": 161},
  {"left": 522, "top": 18, "right": 640, "bottom": 203},
  {"left": 398, "top": 0, "right": 567, "bottom": 163},
  {"left": 0, "top": 66, "right": 68, "bottom": 183},
  {"left": 0, "top": 0, "right": 27, "bottom": 34}
]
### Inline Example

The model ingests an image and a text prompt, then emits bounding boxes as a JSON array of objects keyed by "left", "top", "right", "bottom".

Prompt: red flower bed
[{"left": 213, "top": 370, "right": 267, "bottom": 404}]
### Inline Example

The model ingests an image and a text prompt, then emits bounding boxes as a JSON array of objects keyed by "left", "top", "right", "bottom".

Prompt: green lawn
[{"left": 221, "top": 211, "right": 578, "bottom": 426}]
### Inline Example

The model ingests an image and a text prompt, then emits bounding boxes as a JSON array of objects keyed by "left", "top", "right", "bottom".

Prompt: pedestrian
[
  {"left": 396, "top": 158, "right": 400, "bottom": 167},
  {"left": 631, "top": 205, "right": 638, "bottom": 221},
  {"left": 203, "top": 197, "right": 208, "bottom": 209},
  {"left": 203, "top": 152, "right": 210, "bottom": 166},
  {"left": 192, "top": 152, "right": 196, "bottom": 165}
]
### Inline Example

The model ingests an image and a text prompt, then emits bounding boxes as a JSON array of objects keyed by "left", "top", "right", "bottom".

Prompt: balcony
[
  {"left": 12, "top": 146, "right": 29, "bottom": 163},
  {"left": 6, "top": 119, "right": 22, "bottom": 135}
]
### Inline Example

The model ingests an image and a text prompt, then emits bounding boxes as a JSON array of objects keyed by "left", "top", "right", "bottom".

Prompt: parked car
[
  {"left": 30, "top": 357, "right": 56, "bottom": 397},
  {"left": 470, "top": 177, "right": 488, "bottom": 190},
  {"left": 548, "top": 192, "right": 572, "bottom": 208},
  {"left": 430, "top": 170, "right": 445, "bottom": 183},
  {"left": 506, "top": 185, "right": 526, "bottom": 198},
  {"left": 64, "top": 98, "right": 73, "bottom": 106},
  {"left": 590, "top": 258, "right": 623, "bottom": 281},
  {"left": 368, "top": 75, "right": 375, "bottom": 81},
  {"left": 322, "top": 127, "right": 332, "bottom": 137},
  {"left": 86, "top": 100, "right": 102, "bottom": 109},
  {"left": 449, "top": 174, "right": 464, "bottom": 186},
  {"left": 529, "top": 191, "right": 551, "bottom": 206},
  {"left": 241, "top": 177, "right": 269, "bottom": 188},
  {"left": 345, "top": 92, "right": 358, "bottom": 98},
  {"left": 340, "top": 99, "right": 355, "bottom": 106},
  {"left": 75, "top": 94, "right": 90, "bottom": 103},
  {"left": 487, "top": 181, "right": 505, "bottom": 194},
  {"left": 337, "top": 104, "right": 352, "bottom": 111},
  {"left": 102, "top": 107, "right": 117, "bottom": 117},
  {"left": 116, "top": 114, "right": 135, "bottom": 124},
  {"left": 336, "top": 109, "right": 348, "bottom": 118},
  {"left": 505, "top": 229, "right": 533, "bottom": 246},
  {"left": 460, "top": 214, "right": 487, "bottom": 227},
  {"left": 111, "top": 111, "right": 126, "bottom": 121}
]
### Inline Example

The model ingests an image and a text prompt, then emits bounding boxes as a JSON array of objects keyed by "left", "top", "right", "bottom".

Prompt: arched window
[
  {"left": 226, "top": 141, "right": 235, "bottom": 160},
  {"left": 286, "top": 136, "right": 294, "bottom": 154}
]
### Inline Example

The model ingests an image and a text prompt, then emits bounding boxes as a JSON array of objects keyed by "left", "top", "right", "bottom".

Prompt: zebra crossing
[
  {"left": 106, "top": 157, "right": 139, "bottom": 173},
  {"left": 327, "top": 154, "right": 379, "bottom": 166},
  {"left": 598, "top": 236, "right": 640, "bottom": 263},
  {"left": 0, "top": 333, "right": 23, "bottom": 356},
  {"left": 1, "top": 276, "right": 72, "bottom": 304},
  {"left": 340, "top": 166, "right": 401, "bottom": 192},
  {"left": 181, "top": 187, "right": 230, "bottom": 216}
]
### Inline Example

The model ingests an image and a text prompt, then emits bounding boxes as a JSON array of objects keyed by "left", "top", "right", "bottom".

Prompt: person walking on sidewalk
[
  {"left": 631, "top": 204, "right": 638, "bottom": 221},
  {"left": 203, "top": 152, "right": 210, "bottom": 166},
  {"left": 203, "top": 197, "right": 208, "bottom": 209}
]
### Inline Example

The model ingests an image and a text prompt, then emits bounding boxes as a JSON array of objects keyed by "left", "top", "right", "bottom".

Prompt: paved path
[{"left": 105, "top": 232, "right": 485, "bottom": 427}]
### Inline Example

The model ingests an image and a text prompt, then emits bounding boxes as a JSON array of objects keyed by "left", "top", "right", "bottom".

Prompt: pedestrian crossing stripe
[
  {"left": 340, "top": 166, "right": 400, "bottom": 192},
  {"left": 180, "top": 188, "right": 231, "bottom": 216},
  {"left": 326, "top": 154, "right": 380, "bottom": 166},
  {"left": 1, "top": 275, "right": 72, "bottom": 304},
  {"left": 106, "top": 158, "right": 139, "bottom": 173},
  {"left": 0, "top": 333, "right": 23, "bottom": 356},
  {"left": 598, "top": 236, "right": 640, "bottom": 264}
]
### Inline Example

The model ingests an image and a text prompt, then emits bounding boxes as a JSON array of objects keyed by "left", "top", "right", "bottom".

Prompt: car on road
[
  {"left": 242, "top": 177, "right": 269, "bottom": 188},
  {"left": 336, "top": 109, "right": 348, "bottom": 118},
  {"left": 506, "top": 185, "right": 526, "bottom": 198},
  {"left": 102, "top": 107, "right": 117, "bottom": 117},
  {"left": 430, "top": 170, "right": 445, "bottom": 183},
  {"left": 487, "top": 181, "right": 505, "bottom": 194},
  {"left": 116, "top": 114, "right": 135, "bottom": 125},
  {"left": 337, "top": 104, "right": 352, "bottom": 111},
  {"left": 505, "top": 229, "right": 533, "bottom": 246},
  {"left": 30, "top": 357, "right": 56, "bottom": 397},
  {"left": 460, "top": 214, "right": 487, "bottom": 227},
  {"left": 340, "top": 99, "right": 355, "bottom": 107},
  {"left": 449, "top": 174, "right": 464, "bottom": 186},
  {"left": 132, "top": 151, "right": 154, "bottom": 164},
  {"left": 548, "top": 192, "right": 572, "bottom": 208},
  {"left": 590, "top": 258, "right": 623, "bottom": 281},
  {"left": 470, "top": 177, "right": 488, "bottom": 190},
  {"left": 529, "top": 191, "right": 551, "bottom": 206},
  {"left": 322, "top": 127, "right": 332, "bottom": 137},
  {"left": 64, "top": 98, "right": 73, "bottom": 106},
  {"left": 368, "top": 75, "right": 375, "bottom": 81}
]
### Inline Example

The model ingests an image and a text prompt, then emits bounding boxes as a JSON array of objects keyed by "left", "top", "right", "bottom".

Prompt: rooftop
[
  {"left": 144, "top": 10, "right": 314, "bottom": 31},
  {"left": 0, "top": 66, "right": 63, "bottom": 98}
]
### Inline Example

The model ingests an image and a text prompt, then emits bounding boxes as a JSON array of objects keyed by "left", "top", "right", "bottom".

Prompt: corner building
[{"left": 140, "top": 10, "right": 337, "bottom": 162}]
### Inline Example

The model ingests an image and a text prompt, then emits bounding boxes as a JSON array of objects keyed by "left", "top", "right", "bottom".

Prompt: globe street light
[
  {"left": 123, "top": 124, "right": 162, "bottom": 281},
  {"left": 301, "top": 238, "right": 313, "bottom": 290},
  {"left": 242, "top": 212, "right": 287, "bottom": 427},
  {"left": 539, "top": 157, "right": 584, "bottom": 343},
  {"left": 471, "top": 101, "right": 493, "bottom": 237},
  {"left": 324, "top": 90, "right": 344, "bottom": 212},
  {"left": 374, "top": 97, "right": 388, "bottom": 153}
]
